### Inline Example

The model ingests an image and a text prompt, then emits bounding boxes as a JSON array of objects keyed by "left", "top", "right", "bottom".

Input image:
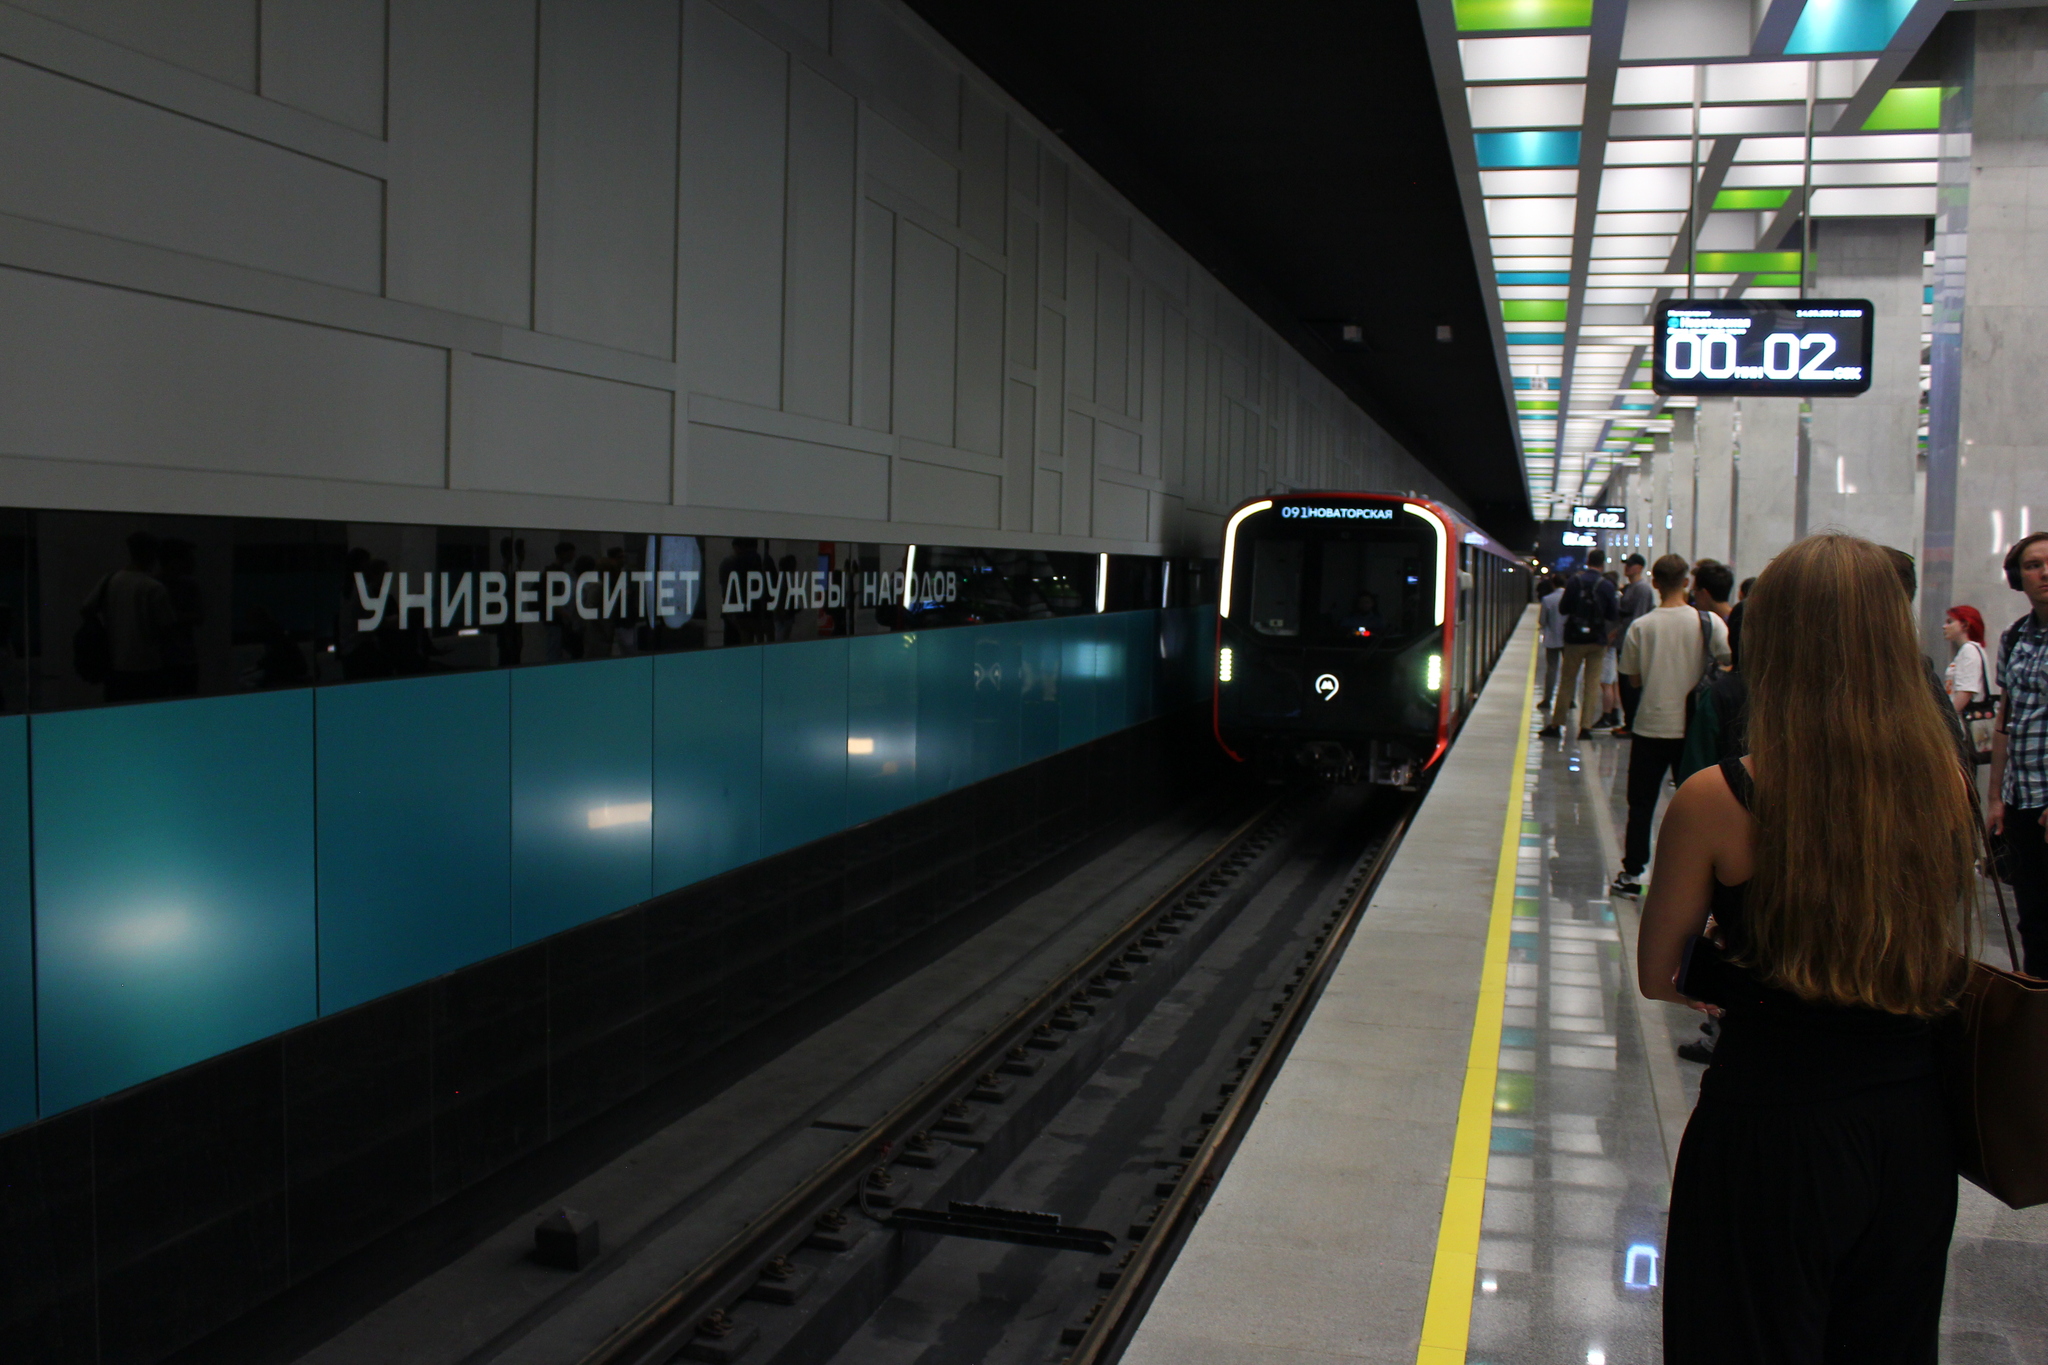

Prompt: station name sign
[
  {"left": 1570, "top": 506, "right": 1627, "bottom": 531},
  {"left": 1652, "top": 298, "right": 1873, "bottom": 397},
  {"left": 1278, "top": 504, "right": 1395, "bottom": 520},
  {"left": 354, "top": 566, "right": 959, "bottom": 630}
]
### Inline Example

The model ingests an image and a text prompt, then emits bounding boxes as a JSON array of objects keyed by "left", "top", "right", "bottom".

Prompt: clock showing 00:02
[{"left": 1651, "top": 299, "right": 1874, "bottom": 397}]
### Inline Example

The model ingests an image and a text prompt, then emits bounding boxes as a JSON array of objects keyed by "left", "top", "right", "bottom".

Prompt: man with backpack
[
  {"left": 1539, "top": 549, "right": 1619, "bottom": 739},
  {"left": 1610, "top": 553, "right": 1730, "bottom": 897}
]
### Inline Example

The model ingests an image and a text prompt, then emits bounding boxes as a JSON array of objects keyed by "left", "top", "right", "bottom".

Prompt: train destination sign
[{"left": 1652, "top": 298, "right": 1874, "bottom": 397}]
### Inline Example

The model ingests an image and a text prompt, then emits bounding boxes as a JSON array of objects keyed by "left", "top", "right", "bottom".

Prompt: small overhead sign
[
  {"left": 1571, "top": 505, "right": 1627, "bottom": 531},
  {"left": 1652, "top": 298, "right": 1874, "bottom": 397}
]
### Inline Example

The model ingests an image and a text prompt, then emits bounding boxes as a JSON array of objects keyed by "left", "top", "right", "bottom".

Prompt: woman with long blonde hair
[{"left": 1639, "top": 534, "right": 1975, "bottom": 1363}]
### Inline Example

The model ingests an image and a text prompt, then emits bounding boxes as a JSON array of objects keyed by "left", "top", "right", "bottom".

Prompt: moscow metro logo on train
[{"left": 1314, "top": 673, "right": 1341, "bottom": 700}]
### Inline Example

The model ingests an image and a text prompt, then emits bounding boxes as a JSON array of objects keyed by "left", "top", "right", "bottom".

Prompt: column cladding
[{"left": 1805, "top": 219, "right": 1925, "bottom": 563}]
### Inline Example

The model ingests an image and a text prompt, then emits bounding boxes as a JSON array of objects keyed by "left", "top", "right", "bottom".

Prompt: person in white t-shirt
[
  {"left": 1610, "top": 553, "right": 1731, "bottom": 897},
  {"left": 1941, "top": 604, "right": 1994, "bottom": 713}
]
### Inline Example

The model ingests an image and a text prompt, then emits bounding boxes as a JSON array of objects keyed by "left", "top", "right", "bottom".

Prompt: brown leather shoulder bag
[{"left": 1941, "top": 867, "right": 2048, "bottom": 1209}]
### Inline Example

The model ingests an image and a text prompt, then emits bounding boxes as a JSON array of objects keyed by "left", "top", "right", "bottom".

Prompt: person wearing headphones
[{"left": 1990, "top": 530, "right": 2048, "bottom": 975}]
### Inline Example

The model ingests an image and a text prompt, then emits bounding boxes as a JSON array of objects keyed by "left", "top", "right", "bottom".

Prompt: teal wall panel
[
  {"left": 316, "top": 672, "right": 513, "bottom": 1014},
  {"left": 1017, "top": 618, "right": 1062, "bottom": 763},
  {"left": 33, "top": 691, "right": 317, "bottom": 1114},
  {"left": 968, "top": 627, "right": 1022, "bottom": 782},
  {"left": 760, "top": 638, "right": 848, "bottom": 855},
  {"left": 1057, "top": 617, "right": 1103, "bottom": 749},
  {"left": 511, "top": 658, "right": 653, "bottom": 944},
  {"left": 846, "top": 633, "right": 917, "bottom": 825},
  {"left": 915, "top": 627, "right": 975, "bottom": 800},
  {"left": 654, "top": 648, "right": 762, "bottom": 892},
  {"left": 0, "top": 717, "right": 32, "bottom": 1131}
]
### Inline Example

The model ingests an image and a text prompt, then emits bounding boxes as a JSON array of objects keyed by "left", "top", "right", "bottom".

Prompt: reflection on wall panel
[
  {"left": 0, "top": 717, "right": 29, "bottom": 1131},
  {"left": 760, "top": 637, "right": 851, "bottom": 856},
  {"left": 653, "top": 648, "right": 763, "bottom": 893},
  {"left": 32, "top": 691, "right": 317, "bottom": 1114},
  {"left": 846, "top": 631, "right": 918, "bottom": 824},
  {"left": 316, "top": 672, "right": 513, "bottom": 1014},
  {"left": 510, "top": 658, "right": 654, "bottom": 945}
]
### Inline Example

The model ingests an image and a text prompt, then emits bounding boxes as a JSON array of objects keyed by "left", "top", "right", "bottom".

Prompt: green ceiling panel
[
  {"left": 1752, "top": 273, "right": 1803, "bottom": 286},
  {"left": 1694, "top": 251, "right": 1801, "bottom": 273},
  {"left": 1863, "top": 86, "right": 1940, "bottom": 131},
  {"left": 1713, "top": 188, "right": 1792, "bottom": 211},
  {"left": 1454, "top": 0, "right": 1592, "bottom": 31},
  {"left": 1502, "top": 299, "right": 1568, "bottom": 321}
]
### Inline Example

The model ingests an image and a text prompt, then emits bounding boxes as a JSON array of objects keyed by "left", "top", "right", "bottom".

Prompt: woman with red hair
[{"left": 1942, "top": 603, "right": 1992, "bottom": 713}]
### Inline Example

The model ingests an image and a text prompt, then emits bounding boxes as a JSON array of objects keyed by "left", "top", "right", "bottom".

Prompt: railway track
[{"left": 571, "top": 783, "right": 1419, "bottom": 1365}]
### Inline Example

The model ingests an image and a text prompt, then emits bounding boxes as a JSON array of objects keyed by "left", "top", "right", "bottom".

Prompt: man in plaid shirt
[{"left": 1990, "top": 531, "right": 2048, "bottom": 975}]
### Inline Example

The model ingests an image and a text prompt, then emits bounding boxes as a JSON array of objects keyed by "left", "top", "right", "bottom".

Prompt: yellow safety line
[{"left": 1415, "top": 626, "right": 1539, "bottom": 1365}]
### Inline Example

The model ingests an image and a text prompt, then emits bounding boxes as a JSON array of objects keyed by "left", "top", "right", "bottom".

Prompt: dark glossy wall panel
[
  {"left": 32, "top": 691, "right": 317, "bottom": 1115},
  {"left": 315, "top": 672, "right": 515, "bottom": 1013},
  {"left": 844, "top": 632, "right": 918, "bottom": 824},
  {"left": 0, "top": 717, "right": 29, "bottom": 1133}
]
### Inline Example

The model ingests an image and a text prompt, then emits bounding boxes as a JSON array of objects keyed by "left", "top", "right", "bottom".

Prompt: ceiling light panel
[
  {"left": 1700, "top": 104, "right": 1812, "bottom": 135},
  {"left": 1595, "top": 212, "right": 1688, "bottom": 233},
  {"left": 1813, "top": 132, "right": 1941, "bottom": 159},
  {"left": 1720, "top": 163, "right": 1807, "bottom": 187},
  {"left": 1809, "top": 185, "right": 1937, "bottom": 216},
  {"left": 1597, "top": 166, "right": 1694, "bottom": 211},
  {"left": 1611, "top": 65, "right": 1693, "bottom": 106},
  {"left": 1495, "top": 256, "right": 1576, "bottom": 270},
  {"left": 1604, "top": 138, "right": 1698, "bottom": 164},
  {"left": 1703, "top": 61, "right": 1811, "bottom": 104},
  {"left": 1809, "top": 160, "right": 1937, "bottom": 185},
  {"left": 1491, "top": 236, "right": 1576, "bottom": 255},
  {"left": 1468, "top": 83, "right": 1587, "bottom": 128},
  {"left": 1589, "top": 235, "right": 1677, "bottom": 257},
  {"left": 1485, "top": 197, "right": 1578, "bottom": 234},
  {"left": 1480, "top": 168, "right": 1581, "bottom": 195},
  {"left": 1459, "top": 34, "right": 1591, "bottom": 81}
]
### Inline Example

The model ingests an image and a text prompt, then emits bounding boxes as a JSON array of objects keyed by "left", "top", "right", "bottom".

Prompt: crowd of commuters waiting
[{"left": 1532, "top": 528, "right": 2048, "bottom": 1360}]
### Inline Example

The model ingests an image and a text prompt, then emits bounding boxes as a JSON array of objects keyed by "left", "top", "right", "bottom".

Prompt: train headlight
[
  {"left": 1425, "top": 653, "right": 1442, "bottom": 691},
  {"left": 1219, "top": 647, "right": 1234, "bottom": 682}
]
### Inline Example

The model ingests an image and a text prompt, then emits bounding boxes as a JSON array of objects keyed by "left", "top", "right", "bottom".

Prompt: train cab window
[
  {"left": 1316, "top": 538, "right": 1424, "bottom": 645},
  {"left": 1248, "top": 539, "right": 1304, "bottom": 635}
]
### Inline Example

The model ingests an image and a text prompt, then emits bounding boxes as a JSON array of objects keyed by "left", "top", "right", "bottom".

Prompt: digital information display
[
  {"left": 1571, "top": 506, "right": 1626, "bottom": 531},
  {"left": 1652, "top": 298, "right": 1873, "bottom": 397}
]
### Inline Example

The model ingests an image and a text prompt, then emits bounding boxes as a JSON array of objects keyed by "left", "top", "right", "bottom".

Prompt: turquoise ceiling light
[
  {"left": 1785, "top": 0, "right": 1916, "bottom": 55},
  {"left": 1474, "top": 131, "right": 1581, "bottom": 168}
]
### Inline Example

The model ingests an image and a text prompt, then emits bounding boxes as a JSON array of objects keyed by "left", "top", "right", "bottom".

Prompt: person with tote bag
[{"left": 1637, "top": 535, "right": 1980, "bottom": 1364}]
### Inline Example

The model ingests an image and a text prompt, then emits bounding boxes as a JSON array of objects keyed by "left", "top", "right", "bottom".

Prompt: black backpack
[{"left": 1560, "top": 571, "right": 1606, "bottom": 645}]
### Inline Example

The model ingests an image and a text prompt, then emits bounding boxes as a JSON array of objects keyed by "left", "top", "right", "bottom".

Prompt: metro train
[{"left": 1213, "top": 491, "right": 1530, "bottom": 785}]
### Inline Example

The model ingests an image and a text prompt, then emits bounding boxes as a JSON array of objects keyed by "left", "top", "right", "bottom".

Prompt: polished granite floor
[{"left": 1465, "top": 711, "right": 2048, "bottom": 1365}]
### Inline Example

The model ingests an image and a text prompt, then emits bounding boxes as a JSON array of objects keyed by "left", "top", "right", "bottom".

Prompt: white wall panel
[
  {"left": 0, "top": 0, "right": 1468, "bottom": 555},
  {"left": 387, "top": 0, "right": 536, "bottom": 324},
  {"left": 535, "top": 0, "right": 679, "bottom": 359},
  {"left": 893, "top": 458, "right": 998, "bottom": 528},
  {"left": 956, "top": 255, "right": 1003, "bottom": 456},
  {"left": 0, "top": 57, "right": 381, "bottom": 291},
  {"left": 680, "top": 0, "right": 787, "bottom": 407},
  {"left": 688, "top": 421, "right": 890, "bottom": 520},
  {"left": 0, "top": 268, "right": 445, "bottom": 485},
  {"left": 453, "top": 354, "right": 672, "bottom": 503},
  {"left": 891, "top": 221, "right": 956, "bottom": 446},
  {"left": 14, "top": 0, "right": 256, "bottom": 89},
  {"left": 259, "top": 0, "right": 385, "bottom": 135},
  {"left": 785, "top": 63, "right": 858, "bottom": 423}
]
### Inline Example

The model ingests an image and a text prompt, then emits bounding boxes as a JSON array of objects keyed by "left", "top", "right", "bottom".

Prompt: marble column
[
  {"left": 1949, "top": 8, "right": 2048, "bottom": 640},
  {"left": 1805, "top": 219, "right": 1925, "bottom": 559},
  {"left": 1668, "top": 408, "right": 1698, "bottom": 564},
  {"left": 1732, "top": 395, "right": 1800, "bottom": 580},
  {"left": 1694, "top": 398, "right": 1736, "bottom": 566}
]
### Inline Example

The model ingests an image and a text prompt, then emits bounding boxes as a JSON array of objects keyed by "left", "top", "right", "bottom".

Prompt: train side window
[{"left": 1248, "top": 539, "right": 1303, "bottom": 636}]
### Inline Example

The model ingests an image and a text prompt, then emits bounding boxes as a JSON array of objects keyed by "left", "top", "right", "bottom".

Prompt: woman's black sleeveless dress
[{"left": 1663, "top": 757, "right": 1957, "bottom": 1365}]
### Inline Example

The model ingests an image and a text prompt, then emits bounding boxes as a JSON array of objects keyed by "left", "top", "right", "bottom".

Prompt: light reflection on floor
[{"left": 1465, "top": 722, "right": 2048, "bottom": 1365}]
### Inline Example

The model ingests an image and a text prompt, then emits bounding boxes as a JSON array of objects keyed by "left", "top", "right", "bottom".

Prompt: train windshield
[{"left": 1238, "top": 512, "right": 1435, "bottom": 646}]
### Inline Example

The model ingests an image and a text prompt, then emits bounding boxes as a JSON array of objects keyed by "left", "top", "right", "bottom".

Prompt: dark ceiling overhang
[{"left": 907, "top": 0, "right": 1532, "bottom": 544}]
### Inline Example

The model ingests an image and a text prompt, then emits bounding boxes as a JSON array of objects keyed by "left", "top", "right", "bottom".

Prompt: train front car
[{"left": 1214, "top": 493, "right": 1452, "bottom": 786}]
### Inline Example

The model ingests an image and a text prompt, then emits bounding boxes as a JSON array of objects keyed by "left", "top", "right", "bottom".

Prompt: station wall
[
  {"left": 0, "top": 0, "right": 1458, "bottom": 555},
  {"left": 0, "top": 602, "right": 1202, "bottom": 1131}
]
